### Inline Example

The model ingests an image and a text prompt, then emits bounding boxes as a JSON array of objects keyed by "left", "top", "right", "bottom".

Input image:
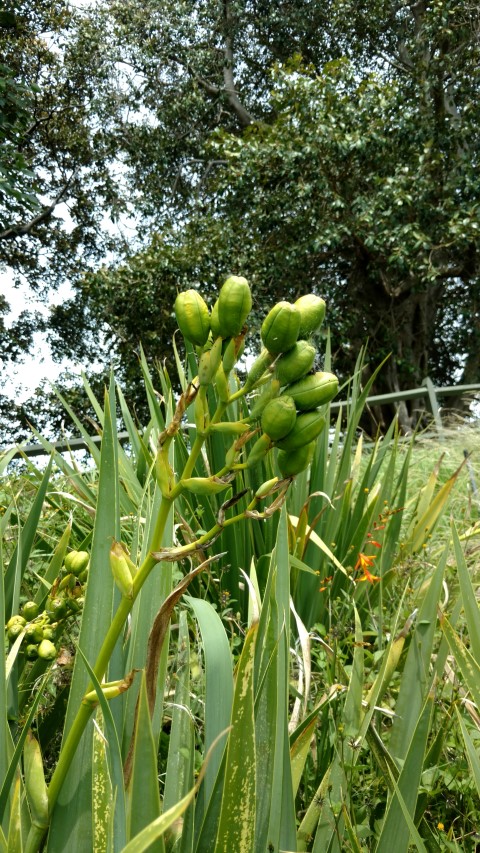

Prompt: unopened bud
[{"left": 109, "top": 541, "right": 134, "bottom": 599}]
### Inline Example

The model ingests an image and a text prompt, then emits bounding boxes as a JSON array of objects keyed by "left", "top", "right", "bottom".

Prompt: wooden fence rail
[{"left": 2, "top": 378, "right": 479, "bottom": 461}]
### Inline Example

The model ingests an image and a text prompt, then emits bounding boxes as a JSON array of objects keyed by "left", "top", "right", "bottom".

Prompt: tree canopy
[{"left": 1, "top": 0, "right": 479, "bottom": 439}]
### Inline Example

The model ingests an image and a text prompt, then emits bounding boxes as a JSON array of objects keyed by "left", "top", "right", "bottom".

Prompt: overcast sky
[{"left": 3, "top": 271, "right": 76, "bottom": 403}]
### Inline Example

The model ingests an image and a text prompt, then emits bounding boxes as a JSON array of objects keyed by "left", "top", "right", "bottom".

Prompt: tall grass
[{"left": 1, "top": 323, "right": 479, "bottom": 851}]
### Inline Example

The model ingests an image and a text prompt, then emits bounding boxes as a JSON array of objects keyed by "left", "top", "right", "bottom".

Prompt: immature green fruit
[
  {"left": 42, "top": 626, "right": 56, "bottom": 641},
  {"left": 255, "top": 477, "right": 279, "bottom": 498},
  {"left": 24, "top": 732, "right": 49, "bottom": 829},
  {"left": 155, "top": 448, "right": 175, "bottom": 497},
  {"left": 46, "top": 597, "right": 68, "bottom": 621},
  {"left": 275, "top": 341, "right": 316, "bottom": 385},
  {"left": 286, "top": 372, "right": 339, "bottom": 411},
  {"left": 217, "top": 275, "right": 252, "bottom": 337},
  {"left": 275, "top": 411, "right": 326, "bottom": 451},
  {"left": 8, "top": 622, "right": 25, "bottom": 642},
  {"left": 261, "top": 396, "right": 297, "bottom": 441},
  {"left": 210, "top": 300, "right": 221, "bottom": 337},
  {"left": 26, "top": 644, "right": 39, "bottom": 660},
  {"left": 64, "top": 550, "right": 90, "bottom": 576},
  {"left": 182, "top": 476, "right": 233, "bottom": 495},
  {"left": 198, "top": 336, "right": 223, "bottom": 386},
  {"left": 22, "top": 601, "right": 39, "bottom": 621},
  {"left": 277, "top": 440, "right": 316, "bottom": 477},
  {"left": 261, "top": 302, "right": 301, "bottom": 355},
  {"left": 110, "top": 541, "right": 134, "bottom": 599},
  {"left": 37, "top": 639, "right": 57, "bottom": 661},
  {"left": 294, "top": 294, "right": 326, "bottom": 337},
  {"left": 246, "top": 433, "right": 272, "bottom": 468},
  {"left": 25, "top": 623, "right": 44, "bottom": 643},
  {"left": 248, "top": 379, "right": 281, "bottom": 420},
  {"left": 174, "top": 289, "right": 210, "bottom": 347},
  {"left": 6, "top": 615, "right": 26, "bottom": 629}
]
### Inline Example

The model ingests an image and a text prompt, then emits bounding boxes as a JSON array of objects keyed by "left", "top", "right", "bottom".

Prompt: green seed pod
[
  {"left": 248, "top": 379, "right": 281, "bottom": 420},
  {"left": 24, "top": 732, "right": 49, "bottom": 829},
  {"left": 246, "top": 433, "right": 272, "bottom": 468},
  {"left": 215, "top": 364, "right": 230, "bottom": 403},
  {"left": 37, "top": 639, "right": 57, "bottom": 661},
  {"left": 286, "top": 372, "right": 339, "bottom": 411},
  {"left": 225, "top": 442, "right": 237, "bottom": 468},
  {"left": 209, "top": 422, "right": 250, "bottom": 435},
  {"left": 222, "top": 337, "right": 238, "bottom": 374},
  {"left": 261, "top": 301, "right": 301, "bottom": 355},
  {"left": 255, "top": 477, "right": 279, "bottom": 498},
  {"left": 25, "top": 623, "right": 44, "bottom": 644},
  {"left": 22, "top": 601, "right": 39, "bottom": 622},
  {"left": 182, "top": 477, "right": 233, "bottom": 495},
  {"left": 275, "top": 341, "right": 316, "bottom": 386},
  {"left": 155, "top": 447, "right": 175, "bottom": 497},
  {"left": 64, "top": 550, "right": 90, "bottom": 577},
  {"left": 275, "top": 411, "right": 326, "bottom": 451},
  {"left": 8, "top": 622, "right": 25, "bottom": 642},
  {"left": 210, "top": 300, "right": 221, "bottom": 337},
  {"left": 110, "top": 541, "right": 134, "bottom": 599},
  {"left": 58, "top": 573, "right": 75, "bottom": 592},
  {"left": 174, "top": 289, "right": 210, "bottom": 347},
  {"left": 198, "top": 336, "right": 223, "bottom": 386},
  {"left": 26, "top": 644, "right": 39, "bottom": 660},
  {"left": 42, "top": 625, "right": 56, "bottom": 641},
  {"left": 78, "top": 567, "right": 89, "bottom": 583},
  {"left": 261, "top": 396, "right": 297, "bottom": 441},
  {"left": 217, "top": 276, "right": 252, "bottom": 337},
  {"left": 244, "top": 349, "right": 275, "bottom": 391},
  {"left": 6, "top": 615, "right": 26, "bottom": 630},
  {"left": 294, "top": 294, "right": 326, "bottom": 337},
  {"left": 277, "top": 440, "right": 316, "bottom": 477},
  {"left": 194, "top": 387, "right": 209, "bottom": 434},
  {"left": 46, "top": 597, "right": 68, "bottom": 621}
]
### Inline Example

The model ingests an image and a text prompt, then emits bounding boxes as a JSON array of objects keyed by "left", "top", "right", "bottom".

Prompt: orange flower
[
  {"left": 354, "top": 552, "right": 380, "bottom": 583},
  {"left": 357, "top": 566, "right": 381, "bottom": 583}
]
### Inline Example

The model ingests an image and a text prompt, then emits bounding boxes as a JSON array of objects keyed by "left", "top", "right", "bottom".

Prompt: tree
[{"left": 1, "top": 1, "right": 479, "bottom": 440}]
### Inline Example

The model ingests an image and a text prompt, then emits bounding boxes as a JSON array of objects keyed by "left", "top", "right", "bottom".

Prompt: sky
[{"left": 3, "top": 270, "right": 76, "bottom": 403}]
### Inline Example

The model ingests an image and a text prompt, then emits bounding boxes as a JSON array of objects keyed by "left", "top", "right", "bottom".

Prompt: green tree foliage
[{"left": 1, "top": 0, "right": 479, "bottom": 439}]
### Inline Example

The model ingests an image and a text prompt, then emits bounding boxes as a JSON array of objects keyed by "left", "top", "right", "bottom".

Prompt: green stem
[{"left": 44, "top": 496, "right": 173, "bottom": 833}]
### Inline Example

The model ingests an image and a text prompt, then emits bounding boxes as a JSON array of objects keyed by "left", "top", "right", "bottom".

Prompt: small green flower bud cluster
[
  {"left": 5, "top": 550, "right": 89, "bottom": 662},
  {"left": 169, "top": 277, "right": 339, "bottom": 486}
]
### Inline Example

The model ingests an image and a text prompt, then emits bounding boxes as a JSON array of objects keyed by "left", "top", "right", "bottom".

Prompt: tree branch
[
  {"left": 0, "top": 174, "right": 75, "bottom": 240},
  {"left": 222, "top": 0, "right": 254, "bottom": 127}
]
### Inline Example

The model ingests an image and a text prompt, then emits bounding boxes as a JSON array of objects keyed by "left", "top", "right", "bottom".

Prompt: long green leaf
[
  {"left": 121, "top": 733, "right": 227, "bottom": 853},
  {"left": 451, "top": 522, "right": 480, "bottom": 663},
  {"left": 455, "top": 707, "right": 480, "bottom": 799},
  {"left": 254, "top": 506, "right": 297, "bottom": 852},
  {"left": 4, "top": 458, "right": 53, "bottom": 618},
  {"left": 92, "top": 710, "right": 114, "bottom": 853},
  {"left": 376, "top": 691, "right": 434, "bottom": 853},
  {"left": 215, "top": 623, "right": 257, "bottom": 853},
  {"left": 163, "top": 611, "right": 195, "bottom": 853},
  {"left": 186, "top": 597, "right": 233, "bottom": 808},
  {"left": 127, "top": 671, "right": 163, "bottom": 849},
  {"left": 389, "top": 546, "right": 447, "bottom": 760},
  {"left": 439, "top": 613, "right": 480, "bottom": 711},
  {"left": 76, "top": 646, "right": 127, "bottom": 852}
]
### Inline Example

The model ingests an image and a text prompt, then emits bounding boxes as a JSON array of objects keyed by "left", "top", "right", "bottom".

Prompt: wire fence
[{"left": 2, "top": 378, "right": 479, "bottom": 461}]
